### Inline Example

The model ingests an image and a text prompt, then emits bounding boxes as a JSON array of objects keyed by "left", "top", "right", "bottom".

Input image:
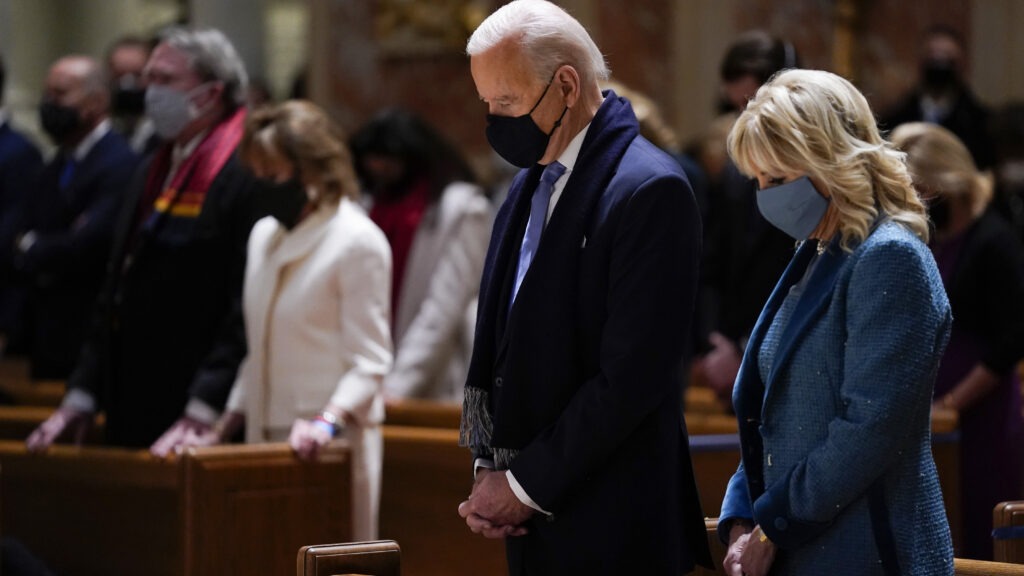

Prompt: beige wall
[
  {"left": 971, "top": 0, "right": 1024, "bottom": 108},
  {"left": 1, "top": 0, "right": 180, "bottom": 151}
]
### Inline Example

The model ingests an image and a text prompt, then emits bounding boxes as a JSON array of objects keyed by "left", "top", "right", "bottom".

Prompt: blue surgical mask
[{"left": 756, "top": 176, "right": 830, "bottom": 240}]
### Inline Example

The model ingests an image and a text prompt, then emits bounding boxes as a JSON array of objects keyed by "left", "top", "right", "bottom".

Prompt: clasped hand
[
  {"left": 458, "top": 469, "right": 533, "bottom": 539},
  {"left": 723, "top": 523, "right": 776, "bottom": 576}
]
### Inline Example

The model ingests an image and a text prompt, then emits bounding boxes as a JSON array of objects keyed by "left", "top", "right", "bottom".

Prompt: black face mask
[
  {"left": 253, "top": 177, "right": 309, "bottom": 230},
  {"left": 113, "top": 87, "right": 147, "bottom": 117},
  {"left": 922, "top": 59, "right": 958, "bottom": 93},
  {"left": 39, "top": 100, "right": 82, "bottom": 144},
  {"left": 928, "top": 195, "right": 951, "bottom": 232},
  {"left": 485, "top": 78, "right": 568, "bottom": 168}
]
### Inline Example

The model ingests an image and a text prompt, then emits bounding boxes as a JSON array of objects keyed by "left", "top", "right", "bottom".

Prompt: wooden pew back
[
  {"left": 995, "top": 500, "right": 1024, "bottom": 564},
  {"left": 954, "top": 559, "right": 1024, "bottom": 575},
  {"left": 379, "top": 425, "right": 505, "bottom": 576},
  {"left": 0, "top": 440, "right": 351, "bottom": 576},
  {"left": 297, "top": 540, "right": 401, "bottom": 576}
]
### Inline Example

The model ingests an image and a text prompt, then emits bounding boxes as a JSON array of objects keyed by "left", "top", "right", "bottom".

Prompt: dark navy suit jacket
[
  {"left": 16, "top": 128, "right": 137, "bottom": 378},
  {"left": 0, "top": 122, "right": 43, "bottom": 347},
  {"left": 465, "top": 93, "right": 712, "bottom": 575}
]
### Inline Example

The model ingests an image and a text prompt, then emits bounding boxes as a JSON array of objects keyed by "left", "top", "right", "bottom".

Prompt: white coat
[
  {"left": 225, "top": 197, "right": 393, "bottom": 541},
  {"left": 384, "top": 182, "right": 493, "bottom": 402}
]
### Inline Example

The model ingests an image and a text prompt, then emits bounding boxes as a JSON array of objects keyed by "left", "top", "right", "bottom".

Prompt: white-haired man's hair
[
  {"left": 467, "top": 0, "right": 609, "bottom": 86},
  {"left": 159, "top": 26, "right": 249, "bottom": 111}
]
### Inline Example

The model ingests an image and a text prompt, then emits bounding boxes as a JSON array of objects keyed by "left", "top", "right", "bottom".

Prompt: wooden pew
[
  {"left": 377, "top": 399, "right": 962, "bottom": 574},
  {"left": 379, "top": 425, "right": 506, "bottom": 576},
  {"left": 995, "top": 501, "right": 1024, "bottom": 564},
  {"left": 0, "top": 401, "right": 962, "bottom": 576},
  {"left": 0, "top": 406, "right": 104, "bottom": 443},
  {"left": 297, "top": 540, "right": 401, "bottom": 576},
  {"left": 0, "top": 440, "right": 351, "bottom": 576},
  {"left": 385, "top": 399, "right": 461, "bottom": 429},
  {"left": 0, "top": 354, "right": 65, "bottom": 406},
  {"left": 955, "top": 558, "right": 1024, "bottom": 576}
]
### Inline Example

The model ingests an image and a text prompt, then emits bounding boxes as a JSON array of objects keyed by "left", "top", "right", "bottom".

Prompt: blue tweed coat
[{"left": 719, "top": 220, "right": 954, "bottom": 575}]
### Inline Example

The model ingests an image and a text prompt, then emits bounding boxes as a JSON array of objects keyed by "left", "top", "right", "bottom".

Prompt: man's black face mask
[{"left": 485, "top": 77, "right": 568, "bottom": 169}]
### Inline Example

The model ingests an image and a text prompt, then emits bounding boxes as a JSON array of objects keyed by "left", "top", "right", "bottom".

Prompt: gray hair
[
  {"left": 158, "top": 26, "right": 248, "bottom": 111},
  {"left": 466, "top": 0, "right": 609, "bottom": 86}
]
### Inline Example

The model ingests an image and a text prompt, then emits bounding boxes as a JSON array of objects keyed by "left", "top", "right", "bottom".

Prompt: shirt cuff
[
  {"left": 184, "top": 398, "right": 220, "bottom": 426},
  {"left": 17, "top": 231, "right": 37, "bottom": 253},
  {"left": 506, "top": 470, "right": 551, "bottom": 516},
  {"left": 473, "top": 457, "right": 494, "bottom": 479},
  {"left": 61, "top": 388, "right": 96, "bottom": 413}
]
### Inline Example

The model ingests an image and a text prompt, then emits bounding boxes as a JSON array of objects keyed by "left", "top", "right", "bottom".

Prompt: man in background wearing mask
[
  {"left": 456, "top": 1, "right": 711, "bottom": 574},
  {"left": 106, "top": 36, "right": 159, "bottom": 154},
  {"left": 27, "top": 27, "right": 260, "bottom": 455},
  {"left": 881, "top": 25, "right": 993, "bottom": 169},
  {"left": 13, "top": 55, "right": 137, "bottom": 380}
]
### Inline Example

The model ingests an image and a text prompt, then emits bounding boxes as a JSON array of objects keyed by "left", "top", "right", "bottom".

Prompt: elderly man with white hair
[
  {"left": 456, "top": 1, "right": 712, "bottom": 574},
  {"left": 28, "top": 27, "right": 263, "bottom": 455}
]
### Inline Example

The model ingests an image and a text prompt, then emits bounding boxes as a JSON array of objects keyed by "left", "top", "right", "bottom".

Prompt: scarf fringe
[
  {"left": 460, "top": 387, "right": 521, "bottom": 469},
  {"left": 494, "top": 447, "right": 519, "bottom": 470},
  {"left": 459, "top": 386, "right": 493, "bottom": 450}
]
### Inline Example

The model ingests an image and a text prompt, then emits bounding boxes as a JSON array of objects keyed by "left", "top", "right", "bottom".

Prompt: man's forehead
[
  {"left": 48, "top": 62, "right": 86, "bottom": 91},
  {"left": 146, "top": 43, "right": 192, "bottom": 73},
  {"left": 471, "top": 41, "right": 538, "bottom": 98}
]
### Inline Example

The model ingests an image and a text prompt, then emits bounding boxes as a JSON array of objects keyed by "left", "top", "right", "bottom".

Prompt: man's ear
[
  {"left": 556, "top": 65, "right": 581, "bottom": 109},
  {"left": 199, "top": 80, "right": 226, "bottom": 110}
]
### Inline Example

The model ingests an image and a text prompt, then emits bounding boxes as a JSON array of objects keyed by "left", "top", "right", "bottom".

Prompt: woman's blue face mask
[{"left": 756, "top": 176, "right": 830, "bottom": 240}]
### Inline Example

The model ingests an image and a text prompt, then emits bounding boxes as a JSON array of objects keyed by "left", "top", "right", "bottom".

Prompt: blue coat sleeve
[{"left": 718, "top": 459, "right": 754, "bottom": 543}]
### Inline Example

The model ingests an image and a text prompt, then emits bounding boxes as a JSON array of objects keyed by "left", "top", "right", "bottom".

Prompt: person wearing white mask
[{"left": 27, "top": 27, "right": 264, "bottom": 455}]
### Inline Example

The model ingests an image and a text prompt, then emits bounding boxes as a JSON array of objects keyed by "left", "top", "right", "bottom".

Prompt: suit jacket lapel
[
  {"left": 267, "top": 207, "right": 333, "bottom": 268},
  {"left": 736, "top": 241, "right": 816, "bottom": 411}
]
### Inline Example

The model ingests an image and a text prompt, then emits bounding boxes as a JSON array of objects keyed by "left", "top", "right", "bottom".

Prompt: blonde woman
[
  {"left": 893, "top": 122, "right": 1024, "bottom": 560},
  {"left": 186, "top": 100, "right": 392, "bottom": 540},
  {"left": 718, "top": 70, "right": 953, "bottom": 576}
]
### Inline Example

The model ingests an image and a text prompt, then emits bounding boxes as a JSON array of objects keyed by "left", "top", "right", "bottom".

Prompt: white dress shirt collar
[
  {"left": 69, "top": 118, "right": 112, "bottom": 162},
  {"left": 544, "top": 120, "right": 592, "bottom": 223}
]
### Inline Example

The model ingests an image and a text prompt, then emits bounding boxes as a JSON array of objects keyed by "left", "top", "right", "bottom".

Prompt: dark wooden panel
[
  {"left": 0, "top": 441, "right": 182, "bottom": 576},
  {"left": 994, "top": 500, "right": 1024, "bottom": 564},
  {"left": 380, "top": 425, "right": 506, "bottom": 576},
  {"left": 183, "top": 442, "right": 352, "bottom": 576}
]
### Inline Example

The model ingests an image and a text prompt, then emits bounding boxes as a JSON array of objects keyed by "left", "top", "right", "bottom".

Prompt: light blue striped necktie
[{"left": 510, "top": 161, "right": 566, "bottom": 311}]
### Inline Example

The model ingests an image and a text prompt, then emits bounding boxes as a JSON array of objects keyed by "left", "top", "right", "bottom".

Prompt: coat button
[
  {"left": 495, "top": 377, "right": 503, "bottom": 387},
  {"left": 775, "top": 517, "right": 788, "bottom": 531},
  {"left": 767, "top": 453, "right": 773, "bottom": 467}
]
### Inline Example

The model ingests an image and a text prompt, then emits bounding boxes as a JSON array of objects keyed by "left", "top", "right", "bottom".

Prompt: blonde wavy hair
[
  {"left": 890, "top": 121, "right": 993, "bottom": 219},
  {"left": 728, "top": 69, "right": 929, "bottom": 249},
  {"left": 240, "top": 100, "right": 359, "bottom": 205}
]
